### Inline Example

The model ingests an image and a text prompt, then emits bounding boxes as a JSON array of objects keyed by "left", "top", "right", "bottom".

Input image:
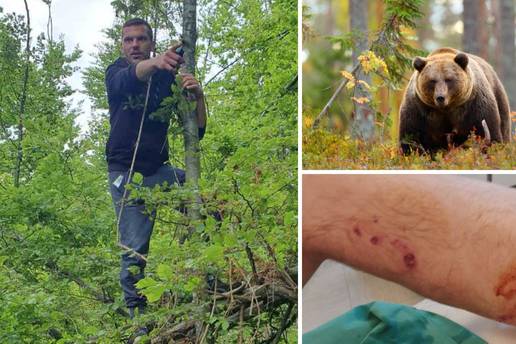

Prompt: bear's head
[{"left": 413, "top": 52, "right": 473, "bottom": 110}]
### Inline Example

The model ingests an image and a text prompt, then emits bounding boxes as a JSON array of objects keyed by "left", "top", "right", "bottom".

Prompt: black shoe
[
  {"left": 127, "top": 326, "right": 149, "bottom": 344},
  {"left": 134, "top": 326, "right": 149, "bottom": 337}
]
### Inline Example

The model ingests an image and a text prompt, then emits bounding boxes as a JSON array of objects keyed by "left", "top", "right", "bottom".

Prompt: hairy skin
[{"left": 303, "top": 175, "right": 516, "bottom": 325}]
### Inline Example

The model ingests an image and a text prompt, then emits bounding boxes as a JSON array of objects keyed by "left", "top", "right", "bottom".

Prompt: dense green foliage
[{"left": 0, "top": 0, "right": 297, "bottom": 342}]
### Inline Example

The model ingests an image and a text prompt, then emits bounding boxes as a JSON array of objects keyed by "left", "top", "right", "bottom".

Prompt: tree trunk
[
  {"left": 416, "top": 0, "right": 432, "bottom": 49},
  {"left": 14, "top": 0, "right": 31, "bottom": 187},
  {"left": 499, "top": 0, "right": 516, "bottom": 112},
  {"left": 182, "top": 0, "right": 202, "bottom": 221},
  {"left": 349, "top": 0, "right": 374, "bottom": 141},
  {"left": 492, "top": 0, "right": 502, "bottom": 70},
  {"left": 463, "top": 0, "right": 486, "bottom": 56}
]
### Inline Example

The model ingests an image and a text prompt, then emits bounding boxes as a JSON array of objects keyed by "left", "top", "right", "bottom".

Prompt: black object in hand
[{"left": 175, "top": 46, "right": 184, "bottom": 57}]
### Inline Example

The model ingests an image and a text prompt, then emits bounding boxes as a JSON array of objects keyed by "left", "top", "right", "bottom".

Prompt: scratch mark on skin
[
  {"left": 495, "top": 266, "right": 516, "bottom": 300},
  {"left": 390, "top": 239, "right": 409, "bottom": 252},
  {"left": 497, "top": 304, "right": 516, "bottom": 325},
  {"left": 353, "top": 225, "right": 362, "bottom": 237},
  {"left": 372, "top": 215, "right": 379, "bottom": 223},
  {"left": 498, "top": 314, "right": 516, "bottom": 324}
]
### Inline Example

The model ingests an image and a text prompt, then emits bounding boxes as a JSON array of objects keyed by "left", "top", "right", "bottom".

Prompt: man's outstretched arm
[
  {"left": 303, "top": 175, "right": 516, "bottom": 325},
  {"left": 135, "top": 45, "right": 207, "bottom": 132},
  {"left": 135, "top": 44, "right": 184, "bottom": 81}
]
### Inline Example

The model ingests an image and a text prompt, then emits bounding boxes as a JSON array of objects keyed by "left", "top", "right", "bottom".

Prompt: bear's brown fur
[{"left": 399, "top": 47, "right": 511, "bottom": 154}]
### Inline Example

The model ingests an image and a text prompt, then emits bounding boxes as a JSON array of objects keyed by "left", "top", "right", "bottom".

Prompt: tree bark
[
  {"left": 499, "top": 0, "right": 516, "bottom": 112},
  {"left": 14, "top": 0, "right": 31, "bottom": 187},
  {"left": 350, "top": 0, "right": 374, "bottom": 141},
  {"left": 463, "top": 0, "right": 487, "bottom": 57},
  {"left": 492, "top": 0, "right": 502, "bottom": 70},
  {"left": 182, "top": 0, "right": 202, "bottom": 221}
]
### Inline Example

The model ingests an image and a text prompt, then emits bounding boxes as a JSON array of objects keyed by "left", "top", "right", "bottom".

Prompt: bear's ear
[
  {"left": 454, "top": 53, "right": 468, "bottom": 70},
  {"left": 413, "top": 57, "right": 427, "bottom": 72}
]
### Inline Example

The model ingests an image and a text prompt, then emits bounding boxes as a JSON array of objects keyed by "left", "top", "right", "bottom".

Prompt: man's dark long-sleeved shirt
[{"left": 105, "top": 57, "right": 204, "bottom": 176}]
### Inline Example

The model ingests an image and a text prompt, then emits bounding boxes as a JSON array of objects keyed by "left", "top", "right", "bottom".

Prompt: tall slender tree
[
  {"left": 350, "top": 0, "right": 374, "bottom": 141},
  {"left": 463, "top": 0, "right": 488, "bottom": 58},
  {"left": 14, "top": 0, "right": 31, "bottom": 187},
  {"left": 181, "top": 0, "right": 202, "bottom": 221},
  {"left": 499, "top": 0, "right": 515, "bottom": 112}
]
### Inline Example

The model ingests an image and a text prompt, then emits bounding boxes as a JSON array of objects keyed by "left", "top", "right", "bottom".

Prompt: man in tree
[{"left": 105, "top": 18, "right": 206, "bottom": 320}]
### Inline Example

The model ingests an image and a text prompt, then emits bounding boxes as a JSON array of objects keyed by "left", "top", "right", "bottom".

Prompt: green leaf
[
  {"left": 128, "top": 265, "right": 140, "bottom": 275},
  {"left": 156, "top": 263, "right": 173, "bottom": 281},
  {"left": 204, "top": 244, "right": 224, "bottom": 263},
  {"left": 144, "top": 284, "right": 166, "bottom": 303},
  {"left": 283, "top": 211, "right": 296, "bottom": 226},
  {"left": 184, "top": 276, "right": 201, "bottom": 293},
  {"left": 135, "top": 277, "right": 157, "bottom": 289},
  {"left": 132, "top": 172, "right": 143, "bottom": 184},
  {"left": 220, "top": 319, "right": 229, "bottom": 331}
]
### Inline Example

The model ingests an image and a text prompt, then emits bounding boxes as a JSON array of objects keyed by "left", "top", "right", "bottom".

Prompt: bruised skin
[
  {"left": 495, "top": 264, "right": 516, "bottom": 322},
  {"left": 303, "top": 175, "right": 516, "bottom": 325},
  {"left": 496, "top": 266, "right": 516, "bottom": 300}
]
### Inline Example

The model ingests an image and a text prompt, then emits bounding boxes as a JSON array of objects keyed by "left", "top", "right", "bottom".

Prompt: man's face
[{"left": 121, "top": 25, "right": 153, "bottom": 64}]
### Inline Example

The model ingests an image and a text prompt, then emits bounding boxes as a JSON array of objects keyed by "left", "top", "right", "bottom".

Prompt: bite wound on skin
[
  {"left": 403, "top": 253, "right": 416, "bottom": 269},
  {"left": 353, "top": 225, "right": 362, "bottom": 237},
  {"left": 390, "top": 239, "right": 416, "bottom": 270},
  {"left": 370, "top": 236, "right": 381, "bottom": 245},
  {"left": 495, "top": 266, "right": 516, "bottom": 300}
]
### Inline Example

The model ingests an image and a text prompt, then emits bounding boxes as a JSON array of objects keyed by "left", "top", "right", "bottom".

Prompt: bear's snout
[
  {"left": 434, "top": 94, "right": 448, "bottom": 108},
  {"left": 434, "top": 82, "right": 448, "bottom": 107}
]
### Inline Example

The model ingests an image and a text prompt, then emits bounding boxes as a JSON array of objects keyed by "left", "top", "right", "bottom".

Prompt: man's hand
[
  {"left": 135, "top": 43, "right": 184, "bottom": 81},
  {"left": 180, "top": 73, "right": 203, "bottom": 99},
  {"left": 152, "top": 44, "right": 184, "bottom": 74}
]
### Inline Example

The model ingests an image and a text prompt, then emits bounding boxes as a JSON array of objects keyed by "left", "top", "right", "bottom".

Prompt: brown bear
[{"left": 399, "top": 47, "right": 511, "bottom": 154}]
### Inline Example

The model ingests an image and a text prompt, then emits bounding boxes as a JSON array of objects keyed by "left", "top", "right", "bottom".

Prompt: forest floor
[{"left": 303, "top": 129, "right": 516, "bottom": 170}]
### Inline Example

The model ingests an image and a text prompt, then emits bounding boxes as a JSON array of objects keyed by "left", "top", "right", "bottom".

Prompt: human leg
[{"left": 109, "top": 171, "right": 155, "bottom": 310}]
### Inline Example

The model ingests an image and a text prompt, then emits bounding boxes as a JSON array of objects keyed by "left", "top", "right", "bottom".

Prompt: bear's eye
[
  {"left": 445, "top": 78, "right": 453, "bottom": 83},
  {"left": 429, "top": 79, "right": 437, "bottom": 84}
]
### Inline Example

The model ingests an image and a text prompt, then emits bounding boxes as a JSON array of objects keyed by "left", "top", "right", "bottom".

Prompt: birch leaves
[{"left": 340, "top": 50, "right": 389, "bottom": 105}]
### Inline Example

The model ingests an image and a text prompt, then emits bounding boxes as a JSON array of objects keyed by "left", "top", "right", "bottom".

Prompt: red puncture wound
[
  {"left": 353, "top": 225, "right": 362, "bottom": 237},
  {"left": 370, "top": 236, "right": 381, "bottom": 245},
  {"left": 403, "top": 253, "right": 416, "bottom": 269},
  {"left": 390, "top": 239, "right": 416, "bottom": 269}
]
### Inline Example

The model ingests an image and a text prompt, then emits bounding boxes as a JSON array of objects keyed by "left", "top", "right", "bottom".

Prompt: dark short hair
[{"left": 122, "top": 18, "right": 153, "bottom": 42}]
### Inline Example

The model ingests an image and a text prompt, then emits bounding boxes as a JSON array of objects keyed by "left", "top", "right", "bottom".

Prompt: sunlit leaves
[
  {"left": 358, "top": 51, "right": 389, "bottom": 76},
  {"left": 149, "top": 75, "right": 197, "bottom": 123},
  {"left": 351, "top": 97, "right": 370, "bottom": 104}
]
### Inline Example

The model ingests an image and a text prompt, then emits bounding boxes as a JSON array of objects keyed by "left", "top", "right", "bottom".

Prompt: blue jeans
[{"left": 108, "top": 165, "right": 185, "bottom": 308}]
